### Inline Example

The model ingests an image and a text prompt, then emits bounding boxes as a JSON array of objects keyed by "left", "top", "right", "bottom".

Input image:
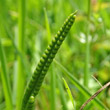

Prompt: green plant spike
[
  {"left": 25, "top": 95, "right": 35, "bottom": 110},
  {"left": 21, "top": 12, "right": 76, "bottom": 110}
]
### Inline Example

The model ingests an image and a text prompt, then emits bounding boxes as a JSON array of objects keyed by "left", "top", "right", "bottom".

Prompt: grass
[
  {"left": 0, "top": 39, "right": 13, "bottom": 110},
  {"left": 54, "top": 60, "right": 109, "bottom": 110},
  {"left": 57, "top": 75, "right": 68, "bottom": 110},
  {"left": 0, "top": 0, "right": 110, "bottom": 110},
  {"left": 16, "top": 0, "right": 26, "bottom": 109},
  {"left": 0, "top": 2, "right": 13, "bottom": 108},
  {"left": 62, "top": 78, "right": 75, "bottom": 110},
  {"left": 84, "top": 0, "right": 91, "bottom": 87}
]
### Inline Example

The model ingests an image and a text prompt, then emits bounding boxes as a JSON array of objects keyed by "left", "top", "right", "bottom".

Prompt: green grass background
[{"left": 0, "top": 0, "right": 110, "bottom": 110}]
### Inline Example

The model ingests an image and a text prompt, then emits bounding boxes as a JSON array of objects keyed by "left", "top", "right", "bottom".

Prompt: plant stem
[
  {"left": 16, "top": 0, "right": 26, "bottom": 109},
  {"left": 50, "top": 64, "right": 56, "bottom": 110},
  {"left": 88, "top": 0, "right": 91, "bottom": 20},
  {"left": 84, "top": 0, "right": 91, "bottom": 87}
]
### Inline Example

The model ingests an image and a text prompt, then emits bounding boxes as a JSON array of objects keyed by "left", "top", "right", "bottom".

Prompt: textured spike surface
[
  {"left": 25, "top": 95, "right": 35, "bottom": 110},
  {"left": 21, "top": 12, "right": 76, "bottom": 110}
]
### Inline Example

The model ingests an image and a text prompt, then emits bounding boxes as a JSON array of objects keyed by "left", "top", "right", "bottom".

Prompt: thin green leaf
[
  {"left": 57, "top": 75, "right": 68, "bottom": 110},
  {"left": 62, "top": 78, "right": 75, "bottom": 110},
  {"left": 16, "top": 0, "right": 26, "bottom": 109},
  {"left": 44, "top": 8, "right": 51, "bottom": 43},
  {"left": 44, "top": 9, "right": 56, "bottom": 110},
  {"left": 0, "top": 39, "right": 13, "bottom": 110}
]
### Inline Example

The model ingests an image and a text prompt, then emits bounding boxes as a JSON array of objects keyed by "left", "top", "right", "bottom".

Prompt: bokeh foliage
[{"left": 0, "top": 0, "right": 110, "bottom": 110}]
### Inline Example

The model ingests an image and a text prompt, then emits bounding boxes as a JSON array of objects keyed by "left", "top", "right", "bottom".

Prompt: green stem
[
  {"left": 84, "top": 30, "right": 90, "bottom": 87},
  {"left": 88, "top": 0, "right": 91, "bottom": 20},
  {"left": 40, "top": 91, "right": 49, "bottom": 110},
  {"left": 16, "top": 0, "right": 26, "bottom": 109},
  {"left": 50, "top": 64, "right": 56, "bottom": 110},
  {"left": 84, "top": 0, "right": 91, "bottom": 87}
]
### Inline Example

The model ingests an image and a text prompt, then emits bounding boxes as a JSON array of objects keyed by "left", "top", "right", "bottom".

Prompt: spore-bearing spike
[
  {"left": 40, "top": 58, "right": 45, "bottom": 64},
  {"left": 42, "top": 53, "right": 48, "bottom": 60},
  {"left": 45, "top": 49, "right": 50, "bottom": 55},
  {"left": 57, "top": 40, "right": 62, "bottom": 46},
  {"left": 52, "top": 37, "right": 57, "bottom": 44},
  {"left": 57, "top": 31, "right": 61, "bottom": 36},
  {"left": 21, "top": 12, "right": 76, "bottom": 110},
  {"left": 38, "top": 62, "right": 43, "bottom": 67},
  {"left": 59, "top": 36, "right": 64, "bottom": 41},
  {"left": 47, "top": 45, "right": 52, "bottom": 51},
  {"left": 54, "top": 44, "right": 59, "bottom": 50}
]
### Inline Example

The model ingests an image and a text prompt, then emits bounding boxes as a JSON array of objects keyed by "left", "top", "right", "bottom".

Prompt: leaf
[{"left": 62, "top": 78, "right": 75, "bottom": 110}]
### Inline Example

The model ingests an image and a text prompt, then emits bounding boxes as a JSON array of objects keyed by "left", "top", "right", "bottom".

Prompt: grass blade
[
  {"left": 54, "top": 60, "right": 109, "bottom": 110},
  {"left": 0, "top": 39, "right": 13, "bottom": 110},
  {"left": 57, "top": 75, "right": 68, "bottom": 110},
  {"left": 62, "top": 78, "right": 75, "bottom": 110},
  {"left": 44, "top": 8, "right": 51, "bottom": 43},
  {"left": 16, "top": 0, "right": 26, "bottom": 109}
]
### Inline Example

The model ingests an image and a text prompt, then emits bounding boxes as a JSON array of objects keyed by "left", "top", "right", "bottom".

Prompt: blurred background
[{"left": 0, "top": 0, "right": 110, "bottom": 110}]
